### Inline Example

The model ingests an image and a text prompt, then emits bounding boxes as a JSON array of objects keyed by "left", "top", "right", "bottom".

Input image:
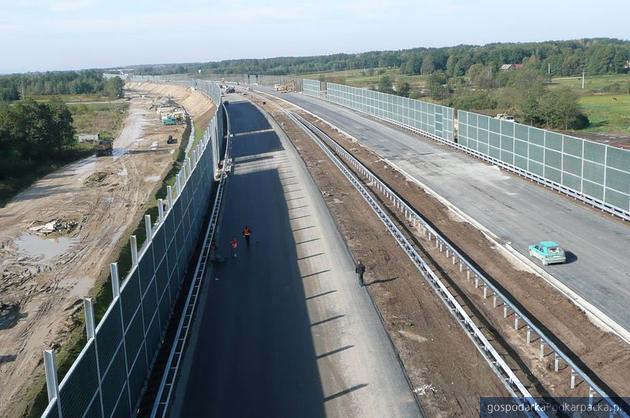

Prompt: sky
[{"left": 1, "top": 0, "right": 629, "bottom": 73}]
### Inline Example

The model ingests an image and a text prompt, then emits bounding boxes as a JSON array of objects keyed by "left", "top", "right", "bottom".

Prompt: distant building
[{"left": 500, "top": 63, "right": 524, "bottom": 71}]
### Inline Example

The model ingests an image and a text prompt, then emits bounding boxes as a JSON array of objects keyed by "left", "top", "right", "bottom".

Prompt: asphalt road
[
  {"left": 267, "top": 91, "right": 630, "bottom": 332},
  {"left": 171, "top": 99, "right": 420, "bottom": 418}
]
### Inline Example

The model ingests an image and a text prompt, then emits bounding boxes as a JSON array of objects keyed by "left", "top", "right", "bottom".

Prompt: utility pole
[{"left": 582, "top": 71, "right": 585, "bottom": 89}]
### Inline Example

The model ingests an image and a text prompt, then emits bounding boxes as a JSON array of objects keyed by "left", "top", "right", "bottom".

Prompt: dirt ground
[
  {"left": 0, "top": 83, "right": 214, "bottom": 417},
  {"left": 250, "top": 94, "right": 512, "bottom": 417}
]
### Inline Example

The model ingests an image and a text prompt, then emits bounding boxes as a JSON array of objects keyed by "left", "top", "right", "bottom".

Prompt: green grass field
[
  {"left": 551, "top": 74, "right": 630, "bottom": 95},
  {"left": 68, "top": 101, "right": 128, "bottom": 135},
  {"left": 577, "top": 94, "right": 630, "bottom": 134}
]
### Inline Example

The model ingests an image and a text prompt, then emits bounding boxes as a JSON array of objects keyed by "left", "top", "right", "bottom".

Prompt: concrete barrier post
[
  {"left": 83, "top": 298, "right": 95, "bottom": 340},
  {"left": 158, "top": 199, "right": 165, "bottom": 222},
  {"left": 130, "top": 236, "right": 138, "bottom": 267},
  {"left": 167, "top": 186, "right": 174, "bottom": 209},
  {"left": 145, "top": 215, "right": 152, "bottom": 242},
  {"left": 110, "top": 263, "right": 120, "bottom": 297},
  {"left": 43, "top": 350, "right": 60, "bottom": 403}
]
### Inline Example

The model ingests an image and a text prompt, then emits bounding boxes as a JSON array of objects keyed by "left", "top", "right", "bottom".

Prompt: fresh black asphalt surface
[{"left": 171, "top": 99, "right": 420, "bottom": 418}]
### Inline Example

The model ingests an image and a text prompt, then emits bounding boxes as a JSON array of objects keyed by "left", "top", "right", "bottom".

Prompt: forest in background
[{"left": 131, "top": 38, "right": 630, "bottom": 78}]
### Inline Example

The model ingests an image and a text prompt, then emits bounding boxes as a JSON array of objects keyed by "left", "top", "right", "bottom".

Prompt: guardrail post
[
  {"left": 503, "top": 305, "right": 508, "bottom": 318},
  {"left": 588, "top": 387, "right": 594, "bottom": 406},
  {"left": 475, "top": 276, "right": 479, "bottom": 288},
  {"left": 130, "top": 235, "right": 138, "bottom": 267},
  {"left": 110, "top": 263, "right": 120, "bottom": 297},
  {"left": 554, "top": 353, "right": 560, "bottom": 372},
  {"left": 570, "top": 369, "right": 576, "bottom": 389},
  {"left": 158, "top": 199, "right": 165, "bottom": 222},
  {"left": 439, "top": 242, "right": 443, "bottom": 252},
  {"left": 466, "top": 269, "right": 470, "bottom": 281},
  {"left": 483, "top": 285, "right": 488, "bottom": 299},
  {"left": 445, "top": 248, "right": 449, "bottom": 257},
  {"left": 459, "top": 263, "right": 463, "bottom": 272},
  {"left": 43, "top": 350, "right": 60, "bottom": 403},
  {"left": 540, "top": 341, "right": 545, "bottom": 360},
  {"left": 514, "top": 315, "right": 519, "bottom": 330},
  {"left": 452, "top": 256, "right": 456, "bottom": 265},
  {"left": 493, "top": 293, "right": 497, "bottom": 308},
  {"left": 145, "top": 215, "right": 152, "bottom": 242},
  {"left": 526, "top": 326, "right": 531, "bottom": 344},
  {"left": 83, "top": 298, "right": 96, "bottom": 340}
]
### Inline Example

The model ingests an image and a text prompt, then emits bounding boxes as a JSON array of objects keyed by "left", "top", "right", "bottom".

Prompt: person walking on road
[
  {"left": 230, "top": 237, "right": 238, "bottom": 258},
  {"left": 355, "top": 260, "right": 366, "bottom": 286},
  {"left": 242, "top": 225, "right": 252, "bottom": 248}
]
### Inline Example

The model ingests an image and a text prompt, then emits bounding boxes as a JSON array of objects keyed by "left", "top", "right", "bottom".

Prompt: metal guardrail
[
  {"left": 285, "top": 111, "right": 547, "bottom": 417},
  {"left": 149, "top": 102, "right": 232, "bottom": 418},
  {"left": 289, "top": 111, "right": 628, "bottom": 417}
]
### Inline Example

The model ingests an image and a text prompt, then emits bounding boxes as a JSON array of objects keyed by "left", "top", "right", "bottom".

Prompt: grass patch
[
  {"left": 551, "top": 74, "right": 630, "bottom": 95},
  {"left": 25, "top": 117, "right": 194, "bottom": 418},
  {"left": 577, "top": 94, "right": 630, "bottom": 134},
  {"left": 69, "top": 102, "right": 129, "bottom": 135}
]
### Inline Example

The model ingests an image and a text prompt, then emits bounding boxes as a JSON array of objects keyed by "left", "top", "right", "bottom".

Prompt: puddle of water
[
  {"left": 66, "top": 276, "right": 97, "bottom": 299},
  {"left": 14, "top": 233, "right": 76, "bottom": 263},
  {"left": 0, "top": 304, "right": 26, "bottom": 330},
  {"left": 113, "top": 148, "right": 128, "bottom": 159}
]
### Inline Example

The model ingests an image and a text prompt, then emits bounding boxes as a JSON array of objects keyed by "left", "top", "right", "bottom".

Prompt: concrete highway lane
[
  {"left": 171, "top": 100, "right": 420, "bottom": 418},
  {"left": 269, "top": 91, "right": 630, "bottom": 332}
]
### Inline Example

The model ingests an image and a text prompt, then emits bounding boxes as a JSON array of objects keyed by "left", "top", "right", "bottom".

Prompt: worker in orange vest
[
  {"left": 230, "top": 237, "right": 238, "bottom": 258},
  {"left": 242, "top": 225, "right": 252, "bottom": 248}
]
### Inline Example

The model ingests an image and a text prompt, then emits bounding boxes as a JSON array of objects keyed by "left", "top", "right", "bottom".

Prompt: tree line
[
  {"left": 0, "top": 100, "right": 77, "bottom": 179},
  {"left": 131, "top": 38, "right": 630, "bottom": 78},
  {"left": 0, "top": 71, "right": 124, "bottom": 102}
]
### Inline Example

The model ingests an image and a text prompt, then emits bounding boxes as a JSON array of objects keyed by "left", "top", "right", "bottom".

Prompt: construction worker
[
  {"left": 230, "top": 237, "right": 238, "bottom": 258},
  {"left": 242, "top": 225, "right": 252, "bottom": 248},
  {"left": 355, "top": 261, "right": 366, "bottom": 286}
]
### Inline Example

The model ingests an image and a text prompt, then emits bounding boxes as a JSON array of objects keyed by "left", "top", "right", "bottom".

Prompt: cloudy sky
[{"left": 1, "top": 0, "right": 629, "bottom": 73}]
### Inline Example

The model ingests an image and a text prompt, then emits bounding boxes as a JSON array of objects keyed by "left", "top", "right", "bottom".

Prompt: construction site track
[{"left": 252, "top": 91, "right": 629, "bottom": 416}]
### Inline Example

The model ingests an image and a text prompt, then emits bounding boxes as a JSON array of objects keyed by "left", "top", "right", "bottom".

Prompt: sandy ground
[
  {"left": 0, "top": 83, "right": 213, "bottom": 417},
  {"left": 252, "top": 91, "right": 630, "bottom": 414},
  {"left": 250, "top": 94, "right": 511, "bottom": 416}
]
